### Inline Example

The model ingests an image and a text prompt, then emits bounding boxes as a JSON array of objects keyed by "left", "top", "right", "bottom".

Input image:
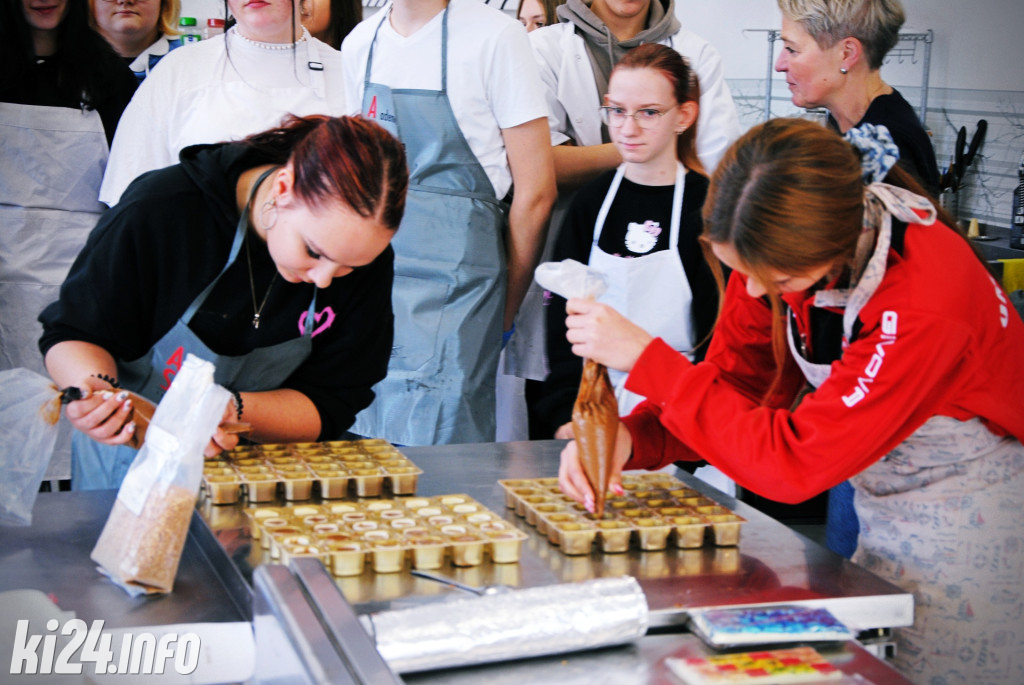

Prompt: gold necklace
[
  {"left": 245, "top": 233, "right": 277, "bottom": 329},
  {"left": 244, "top": 168, "right": 279, "bottom": 329}
]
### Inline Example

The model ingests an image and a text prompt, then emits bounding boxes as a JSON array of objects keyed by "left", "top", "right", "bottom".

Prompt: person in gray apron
[
  {"left": 555, "top": 119, "right": 1024, "bottom": 683},
  {"left": 349, "top": 2, "right": 555, "bottom": 446},
  {"left": 40, "top": 115, "right": 408, "bottom": 490},
  {"left": 1, "top": 0, "right": 136, "bottom": 482},
  {"left": 70, "top": 169, "right": 320, "bottom": 490}
]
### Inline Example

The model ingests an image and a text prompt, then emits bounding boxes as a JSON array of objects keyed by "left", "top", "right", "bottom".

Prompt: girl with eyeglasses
[{"left": 535, "top": 43, "right": 719, "bottom": 449}]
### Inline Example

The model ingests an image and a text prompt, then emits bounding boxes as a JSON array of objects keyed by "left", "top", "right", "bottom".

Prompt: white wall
[{"left": 677, "top": 0, "right": 1024, "bottom": 93}]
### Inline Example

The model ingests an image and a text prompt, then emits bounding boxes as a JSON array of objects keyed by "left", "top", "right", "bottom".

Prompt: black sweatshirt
[{"left": 39, "top": 142, "right": 395, "bottom": 440}]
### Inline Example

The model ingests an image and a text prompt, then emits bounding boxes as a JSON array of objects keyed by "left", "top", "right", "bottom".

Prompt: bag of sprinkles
[{"left": 91, "top": 354, "right": 229, "bottom": 595}]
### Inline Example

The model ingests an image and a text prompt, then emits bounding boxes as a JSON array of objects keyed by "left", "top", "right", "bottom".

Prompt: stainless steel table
[
  {"left": 0, "top": 490, "right": 250, "bottom": 628},
  {"left": 402, "top": 632, "right": 911, "bottom": 685},
  {"left": 204, "top": 440, "right": 912, "bottom": 633}
]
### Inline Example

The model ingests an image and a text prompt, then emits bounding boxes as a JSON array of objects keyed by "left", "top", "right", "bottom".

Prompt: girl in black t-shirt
[{"left": 533, "top": 43, "right": 719, "bottom": 440}]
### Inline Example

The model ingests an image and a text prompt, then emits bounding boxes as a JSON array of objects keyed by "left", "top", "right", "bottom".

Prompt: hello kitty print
[{"left": 623, "top": 220, "right": 662, "bottom": 255}]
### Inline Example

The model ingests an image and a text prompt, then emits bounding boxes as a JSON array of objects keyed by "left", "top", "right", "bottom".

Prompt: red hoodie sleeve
[{"left": 620, "top": 274, "right": 974, "bottom": 504}]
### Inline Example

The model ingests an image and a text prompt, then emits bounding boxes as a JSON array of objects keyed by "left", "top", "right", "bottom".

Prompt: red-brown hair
[
  {"left": 613, "top": 43, "right": 703, "bottom": 175},
  {"left": 702, "top": 117, "right": 966, "bottom": 402},
  {"left": 242, "top": 114, "right": 408, "bottom": 231}
]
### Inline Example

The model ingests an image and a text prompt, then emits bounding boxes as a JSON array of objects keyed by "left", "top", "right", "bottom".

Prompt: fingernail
[
  {"left": 100, "top": 391, "right": 114, "bottom": 400},
  {"left": 116, "top": 391, "right": 129, "bottom": 402},
  {"left": 126, "top": 421, "right": 136, "bottom": 434},
  {"left": 584, "top": 495, "right": 594, "bottom": 513},
  {"left": 612, "top": 484, "right": 624, "bottom": 496},
  {"left": 122, "top": 399, "right": 132, "bottom": 411}
]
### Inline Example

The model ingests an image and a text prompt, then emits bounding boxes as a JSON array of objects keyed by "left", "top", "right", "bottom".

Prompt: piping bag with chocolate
[{"left": 535, "top": 260, "right": 618, "bottom": 516}]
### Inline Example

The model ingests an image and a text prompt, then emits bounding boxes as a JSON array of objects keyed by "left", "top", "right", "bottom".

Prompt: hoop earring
[
  {"left": 260, "top": 198, "right": 278, "bottom": 230},
  {"left": 840, "top": 67, "right": 849, "bottom": 75}
]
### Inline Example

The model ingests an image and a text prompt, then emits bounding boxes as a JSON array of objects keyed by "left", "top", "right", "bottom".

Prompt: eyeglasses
[{"left": 599, "top": 105, "right": 673, "bottom": 129}]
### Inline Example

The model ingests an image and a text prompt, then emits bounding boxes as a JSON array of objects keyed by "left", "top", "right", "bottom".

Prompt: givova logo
[{"left": 842, "top": 311, "right": 898, "bottom": 408}]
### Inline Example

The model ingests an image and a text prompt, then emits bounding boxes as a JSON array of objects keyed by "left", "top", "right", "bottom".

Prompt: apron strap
[
  {"left": 592, "top": 163, "right": 685, "bottom": 249},
  {"left": 364, "top": 5, "right": 449, "bottom": 94},
  {"left": 182, "top": 166, "right": 277, "bottom": 325},
  {"left": 303, "top": 31, "right": 326, "bottom": 99}
]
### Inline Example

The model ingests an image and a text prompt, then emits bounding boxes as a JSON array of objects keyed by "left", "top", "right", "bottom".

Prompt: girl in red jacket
[{"left": 557, "top": 118, "right": 1024, "bottom": 684}]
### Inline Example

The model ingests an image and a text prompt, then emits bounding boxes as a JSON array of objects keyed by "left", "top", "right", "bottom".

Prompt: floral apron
[{"left": 786, "top": 184, "right": 1024, "bottom": 683}]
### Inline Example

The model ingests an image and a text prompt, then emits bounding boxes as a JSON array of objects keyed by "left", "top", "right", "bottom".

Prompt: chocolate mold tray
[
  {"left": 201, "top": 439, "right": 423, "bottom": 505},
  {"left": 499, "top": 474, "right": 745, "bottom": 555},
  {"left": 245, "top": 495, "right": 527, "bottom": 576}
]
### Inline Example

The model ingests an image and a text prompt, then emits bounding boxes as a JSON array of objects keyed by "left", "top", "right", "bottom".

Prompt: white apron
[
  {"left": 786, "top": 184, "right": 1024, "bottom": 683},
  {"left": 590, "top": 163, "right": 692, "bottom": 414},
  {"left": 0, "top": 102, "right": 109, "bottom": 481}
]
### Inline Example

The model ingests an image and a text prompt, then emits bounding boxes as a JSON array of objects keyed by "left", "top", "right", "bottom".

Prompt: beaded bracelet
[
  {"left": 90, "top": 373, "right": 121, "bottom": 389},
  {"left": 230, "top": 389, "right": 244, "bottom": 421}
]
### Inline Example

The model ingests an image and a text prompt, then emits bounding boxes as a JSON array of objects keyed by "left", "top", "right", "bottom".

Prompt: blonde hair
[
  {"left": 776, "top": 0, "right": 905, "bottom": 70},
  {"left": 159, "top": 0, "right": 182, "bottom": 36}
]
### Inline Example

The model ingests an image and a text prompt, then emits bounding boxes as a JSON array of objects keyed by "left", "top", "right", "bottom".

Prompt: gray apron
[
  {"left": 788, "top": 184, "right": 1024, "bottom": 682},
  {"left": 72, "top": 171, "right": 318, "bottom": 489},
  {"left": 352, "top": 7, "right": 508, "bottom": 445},
  {"left": 0, "top": 102, "right": 109, "bottom": 481}
]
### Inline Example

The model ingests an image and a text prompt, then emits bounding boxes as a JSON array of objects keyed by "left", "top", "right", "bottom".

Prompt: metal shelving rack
[{"left": 749, "top": 29, "right": 934, "bottom": 123}]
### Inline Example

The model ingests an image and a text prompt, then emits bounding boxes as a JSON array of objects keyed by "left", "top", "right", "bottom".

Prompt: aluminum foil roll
[{"left": 364, "top": 576, "right": 649, "bottom": 673}]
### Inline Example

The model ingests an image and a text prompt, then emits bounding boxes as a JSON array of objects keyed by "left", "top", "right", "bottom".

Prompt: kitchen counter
[
  {"left": 202, "top": 440, "right": 913, "bottom": 634},
  {"left": 1, "top": 442, "right": 915, "bottom": 683},
  {"left": 0, "top": 490, "right": 250, "bottom": 629}
]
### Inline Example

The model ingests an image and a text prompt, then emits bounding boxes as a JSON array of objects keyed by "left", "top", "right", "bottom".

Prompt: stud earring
[{"left": 840, "top": 67, "right": 848, "bottom": 75}]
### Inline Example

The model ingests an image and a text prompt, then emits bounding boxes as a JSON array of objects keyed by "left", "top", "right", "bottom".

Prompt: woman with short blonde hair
[{"left": 774, "top": 0, "right": 938, "bottom": 194}]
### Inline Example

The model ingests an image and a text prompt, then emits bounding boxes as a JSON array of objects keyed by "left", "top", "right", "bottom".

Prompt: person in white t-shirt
[
  {"left": 99, "top": 0, "right": 344, "bottom": 207},
  {"left": 341, "top": 0, "right": 557, "bottom": 446}
]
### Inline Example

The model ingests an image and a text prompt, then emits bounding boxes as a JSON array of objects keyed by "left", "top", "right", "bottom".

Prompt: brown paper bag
[{"left": 571, "top": 358, "right": 619, "bottom": 516}]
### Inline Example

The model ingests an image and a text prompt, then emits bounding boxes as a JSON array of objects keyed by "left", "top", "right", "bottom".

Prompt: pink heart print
[{"left": 299, "top": 307, "right": 336, "bottom": 337}]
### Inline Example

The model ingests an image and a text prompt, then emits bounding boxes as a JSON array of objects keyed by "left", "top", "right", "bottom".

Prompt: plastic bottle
[
  {"left": 203, "top": 18, "right": 225, "bottom": 40},
  {"left": 179, "top": 17, "right": 201, "bottom": 44}
]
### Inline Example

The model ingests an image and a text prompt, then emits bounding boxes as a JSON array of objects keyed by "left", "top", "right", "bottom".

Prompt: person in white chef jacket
[{"left": 99, "top": 0, "right": 345, "bottom": 207}]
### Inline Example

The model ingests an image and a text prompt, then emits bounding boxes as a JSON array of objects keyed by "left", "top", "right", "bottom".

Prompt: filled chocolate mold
[
  {"left": 499, "top": 474, "right": 745, "bottom": 555},
  {"left": 245, "top": 495, "right": 527, "bottom": 576},
  {"left": 200, "top": 439, "right": 423, "bottom": 505}
]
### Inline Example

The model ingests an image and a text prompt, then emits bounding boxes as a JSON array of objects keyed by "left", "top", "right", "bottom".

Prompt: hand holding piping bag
[{"left": 535, "top": 260, "right": 650, "bottom": 513}]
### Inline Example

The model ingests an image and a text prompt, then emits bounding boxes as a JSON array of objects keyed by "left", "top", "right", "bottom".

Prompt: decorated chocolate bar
[
  {"left": 688, "top": 606, "right": 853, "bottom": 648},
  {"left": 666, "top": 646, "right": 842, "bottom": 683}
]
